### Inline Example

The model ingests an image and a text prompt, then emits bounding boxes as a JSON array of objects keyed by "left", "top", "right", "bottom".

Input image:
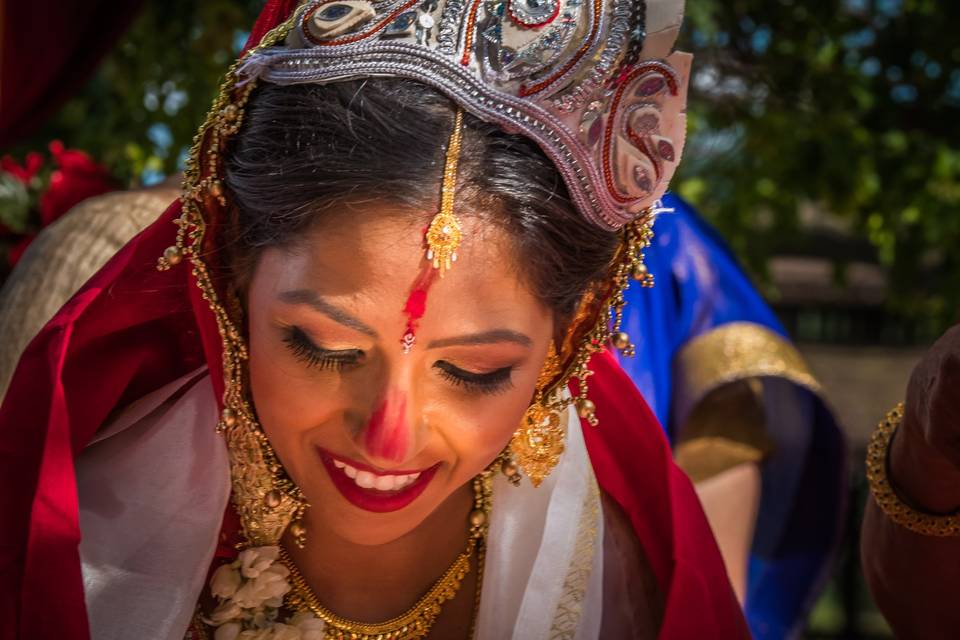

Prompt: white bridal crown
[{"left": 238, "top": 0, "right": 690, "bottom": 231}]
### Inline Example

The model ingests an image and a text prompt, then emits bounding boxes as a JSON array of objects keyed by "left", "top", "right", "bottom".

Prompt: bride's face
[{"left": 246, "top": 206, "right": 555, "bottom": 545}]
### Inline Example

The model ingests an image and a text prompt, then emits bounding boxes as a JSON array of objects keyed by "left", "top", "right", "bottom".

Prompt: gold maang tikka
[{"left": 424, "top": 109, "right": 465, "bottom": 277}]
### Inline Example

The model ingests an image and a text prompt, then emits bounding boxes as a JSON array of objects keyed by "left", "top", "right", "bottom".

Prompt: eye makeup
[
  {"left": 282, "top": 325, "right": 364, "bottom": 371},
  {"left": 433, "top": 360, "right": 514, "bottom": 395},
  {"left": 281, "top": 324, "right": 516, "bottom": 394}
]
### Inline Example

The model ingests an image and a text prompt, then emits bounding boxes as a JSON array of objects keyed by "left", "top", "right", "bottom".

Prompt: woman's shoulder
[{"left": 600, "top": 490, "right": 663, "bottom": 639}]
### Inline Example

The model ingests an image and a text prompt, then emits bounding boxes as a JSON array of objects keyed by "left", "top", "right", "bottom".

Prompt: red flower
[
  {"left": 0, "top": 151, "right": 44, "bottom": 184},
  {"left": 39, "top": 140, "right": 116, "bottom": 227}
]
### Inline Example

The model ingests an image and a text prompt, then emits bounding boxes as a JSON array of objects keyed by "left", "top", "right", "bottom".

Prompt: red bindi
[{"left": 400, "top": 257, "right": 438, "bottom": 353}]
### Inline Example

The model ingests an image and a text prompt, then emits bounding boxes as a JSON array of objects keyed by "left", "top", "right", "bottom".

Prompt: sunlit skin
[{"left": 245, "top": 204, "right": 554, "bottom": 631}]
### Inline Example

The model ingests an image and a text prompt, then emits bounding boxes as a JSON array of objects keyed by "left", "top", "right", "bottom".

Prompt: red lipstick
[{"left": 317, "top": 448, "right": 439, "bottom": 513}]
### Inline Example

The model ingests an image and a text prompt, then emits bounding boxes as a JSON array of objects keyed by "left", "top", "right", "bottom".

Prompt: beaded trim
[
  {"left": 866, "top": 403, "right": 960, "bottom": 537},
  {"left": 158, "top": 14, "right": 310, "bottom": 549}
]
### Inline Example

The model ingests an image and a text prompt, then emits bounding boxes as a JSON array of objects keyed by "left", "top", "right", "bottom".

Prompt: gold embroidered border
[
  {"left": 549, "top": 474, "right": 601, "bottom": 639},
  {"left": 674, "top": 321, "right": 820, "bottom": 422},
  {"left": 674, "top": 436, "right": 766, "bottom": 484}
]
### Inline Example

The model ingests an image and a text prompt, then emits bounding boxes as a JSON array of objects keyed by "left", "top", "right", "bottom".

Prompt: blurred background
[{"left": 1, "top": 1, "right": 958, "bottom": 637}]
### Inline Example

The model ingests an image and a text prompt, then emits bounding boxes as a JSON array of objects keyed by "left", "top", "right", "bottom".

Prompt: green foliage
[
  {"left": 9, "top": 0, "right": 960, "bottom": 331},
  {"left": 9, "top": 0, "right": 263, "bottom": 186},
  {"left": 676, "top": 0, "right": 960, "bottom": 330},
  {"left": 0, "top": 174, "right": 31, "bottom": 233}
]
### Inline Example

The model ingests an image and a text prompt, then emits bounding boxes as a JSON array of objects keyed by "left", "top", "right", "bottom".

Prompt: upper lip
[{"left": 320, "top": 448, "right": 434, "bottom": 477}]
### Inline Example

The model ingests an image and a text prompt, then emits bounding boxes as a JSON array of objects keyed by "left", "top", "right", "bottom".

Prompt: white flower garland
[{"left": 205, "top": 546, "right": 324, "bottom": 640}]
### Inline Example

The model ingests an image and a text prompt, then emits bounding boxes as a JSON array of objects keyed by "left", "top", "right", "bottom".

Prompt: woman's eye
[
  {"left": 282, "top": 326, "right": 364, "bottom": 371},
  {"left": 434, "top": 360, "right": 514, "bottom": 395}
]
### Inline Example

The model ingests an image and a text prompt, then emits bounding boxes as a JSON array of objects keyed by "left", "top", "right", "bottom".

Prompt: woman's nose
[{"left": 359, "top": 387, "right": 420, "bottom": 467}]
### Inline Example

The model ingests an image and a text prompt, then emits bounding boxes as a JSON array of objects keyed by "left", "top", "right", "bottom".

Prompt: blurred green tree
[
  {"left": 676, "top": 0, "right": 960, "bottom": 332},
  {"left": 7, "top": 0, "right": 263, "bottom": 186}
]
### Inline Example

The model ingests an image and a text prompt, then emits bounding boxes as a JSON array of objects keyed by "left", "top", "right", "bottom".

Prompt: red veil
[{"left": 0, "top": 3, "right": 747, "bottom": 638}]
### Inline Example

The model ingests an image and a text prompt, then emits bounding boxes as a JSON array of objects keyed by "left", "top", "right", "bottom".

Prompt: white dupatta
[{"left": 77, "top": 370, "right": 604, "bottom": 639}]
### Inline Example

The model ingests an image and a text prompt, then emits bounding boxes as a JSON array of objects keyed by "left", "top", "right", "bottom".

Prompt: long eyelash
[
  {"left": 434, "top": 361, "right": 514, "bottom": 395},
  {"left": 282, "top": 326, "right": 363, "bottom": 371}
]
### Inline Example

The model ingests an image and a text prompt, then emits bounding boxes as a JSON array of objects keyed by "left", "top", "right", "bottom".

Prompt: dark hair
[{"left": 223, "top": 79, "right": 619, "bottom": 322}]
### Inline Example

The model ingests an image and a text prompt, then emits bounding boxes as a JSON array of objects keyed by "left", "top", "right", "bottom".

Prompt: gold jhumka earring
[
  {"left": 502, "top": 222, "right": 656, "bottom": 487},
  {"left": 508, "top": 343, "right": 564, "bottom": 487}
]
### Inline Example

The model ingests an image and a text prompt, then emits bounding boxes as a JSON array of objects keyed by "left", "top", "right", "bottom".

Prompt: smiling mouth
[
  {"left": 332, "top": 458, "right": 421, "bottom": 491},
  {"left": 317, "top": 448, "right": 439, "bottom": 513}
]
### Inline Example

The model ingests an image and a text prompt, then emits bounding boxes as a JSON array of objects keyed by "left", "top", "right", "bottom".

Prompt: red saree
[{"left": 0, "top": 3, "right": 747, "bottom": 638}]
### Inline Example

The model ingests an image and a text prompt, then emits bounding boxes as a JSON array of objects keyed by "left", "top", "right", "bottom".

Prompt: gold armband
[{"left": 866, "top": 403, "right": 960, "bottom": 537}]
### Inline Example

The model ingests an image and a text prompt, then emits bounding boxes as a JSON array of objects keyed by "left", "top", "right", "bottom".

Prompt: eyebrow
[
  {"left": 426, "top": 329, "right": 533, "bottom": 349},
  {"left": 277, "top": 289, "right": 378, "bottom": 337}
]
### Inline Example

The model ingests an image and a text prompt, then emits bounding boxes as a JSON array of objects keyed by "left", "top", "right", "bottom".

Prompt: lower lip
[{"left": 318, "top": 450, "right": 439, "bottom": 513}]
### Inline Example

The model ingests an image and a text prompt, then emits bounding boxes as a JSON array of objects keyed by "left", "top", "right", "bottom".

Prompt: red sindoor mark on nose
[
  {"left": 364, "top": 389, "right": 410, "bottom": 464},
  {"left": 400, "top": 257, "right": 438, "bottom": 353}
]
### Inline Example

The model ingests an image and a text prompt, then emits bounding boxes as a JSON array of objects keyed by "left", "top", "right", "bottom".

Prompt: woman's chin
[{"left": 309, "top": 498, "right": 438, "bottom": 547}]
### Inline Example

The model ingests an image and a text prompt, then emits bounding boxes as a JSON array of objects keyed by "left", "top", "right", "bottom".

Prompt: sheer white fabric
[
  {"left": 476, "top": 404, "right": 604, "bottom": 639},
  {"left": 77, "top": 372, "right": 604, "bottom": 639},
  {"left": 77, "top": 369, "right": 229, "bottom": 640}
]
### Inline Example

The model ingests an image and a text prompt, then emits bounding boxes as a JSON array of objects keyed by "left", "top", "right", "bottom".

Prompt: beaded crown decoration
[{"left": 237, "top": 0, "right": 690, "bottom": 231}]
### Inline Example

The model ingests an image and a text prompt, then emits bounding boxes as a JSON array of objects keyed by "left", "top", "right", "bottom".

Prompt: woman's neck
[{"left": 283, "top": 481, "right": 475, "bottom": 623}]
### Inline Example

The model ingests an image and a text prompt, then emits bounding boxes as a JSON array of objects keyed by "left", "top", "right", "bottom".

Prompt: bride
[{"left": 0, "top": 0, "right": 749, "bottom": 638}]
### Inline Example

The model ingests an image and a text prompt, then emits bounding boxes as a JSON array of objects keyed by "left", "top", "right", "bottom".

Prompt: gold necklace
[{"left": 281, "top": 471, "right": 492, "bottom": 640}]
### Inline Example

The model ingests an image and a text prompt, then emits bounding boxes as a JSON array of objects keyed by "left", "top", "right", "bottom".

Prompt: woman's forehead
[{"left": 255, "top": 212, "right": 544, "bottom": 327}]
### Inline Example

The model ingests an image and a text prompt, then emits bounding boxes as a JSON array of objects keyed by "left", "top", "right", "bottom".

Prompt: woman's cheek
[
  {"left": 248, "top": 341, "right": 336, "bottom": 474},
  {"left": 440, "top": 391, "right": 532, "bottom": 474}
]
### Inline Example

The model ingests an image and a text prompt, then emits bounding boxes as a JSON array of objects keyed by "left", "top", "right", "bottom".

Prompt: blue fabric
[{"left": 618, "top": 194, "right": 847, "bottom": 639}]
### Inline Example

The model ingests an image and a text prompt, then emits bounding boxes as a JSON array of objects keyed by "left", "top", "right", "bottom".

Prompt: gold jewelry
[
  {"left": 156, "top": 15, "right": 311, "bottom": 549},
  {"left": 511, "top": 400, "right": 566, "bottom": 488},
  {"left": 498, "top": 449, "right": 521, "bottom": 487},
  {"left": 866, "top": 402, "right": 960, "bottom": 537},
  {"left": 425, "top": 109, "right": 465, "bottom": 277},
  {"left": 509, "top": 342, "right": 564, "bottom": 487},
  {"left": 281, "top": 471, "right": 493, "bottom": 640},
  {"left": 507, "top": 219, "right": 655, "bottom": 487}
]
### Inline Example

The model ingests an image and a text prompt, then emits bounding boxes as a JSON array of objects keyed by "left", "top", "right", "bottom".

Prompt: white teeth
[
  {"left": 332, "top": 459, "right": 422, "bottom": 491},
  {"left": 374, "top": 475, "right": 395, "bottom": 491},
  {"left": 355, "top": 470, "right": 377, "bottom": 489}
]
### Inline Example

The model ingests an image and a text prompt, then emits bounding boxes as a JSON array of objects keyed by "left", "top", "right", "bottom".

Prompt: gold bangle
[{"left": 865, "top": 403, "right": 960, "bottom": 537}]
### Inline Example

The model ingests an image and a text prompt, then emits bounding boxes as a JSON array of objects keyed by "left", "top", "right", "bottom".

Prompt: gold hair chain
[{"left": 424, "top": 109, "right": 465, "bottom": 277}]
